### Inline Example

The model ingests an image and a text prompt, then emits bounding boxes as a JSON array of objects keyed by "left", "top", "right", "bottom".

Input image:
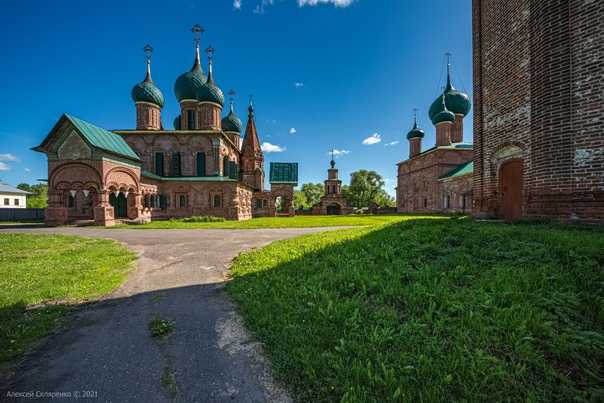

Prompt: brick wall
[
  {"left": 472, "top": 0, "right": 603, "bottom": 222},
  {"left": 397, "top": 148, "right": 473, "bottom": 212}
]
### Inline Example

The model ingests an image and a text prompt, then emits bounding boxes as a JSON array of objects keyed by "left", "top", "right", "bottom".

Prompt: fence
[{"left": 0, "top": 208, "right": 45, "bottom": 222}]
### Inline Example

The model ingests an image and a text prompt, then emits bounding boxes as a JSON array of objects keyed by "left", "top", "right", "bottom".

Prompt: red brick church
[
  {"left": 34, "top": 26, "right": 298, "bottom": 226},
  {"left": 398, "top": 0, "right": 603, "bottom": 223}
]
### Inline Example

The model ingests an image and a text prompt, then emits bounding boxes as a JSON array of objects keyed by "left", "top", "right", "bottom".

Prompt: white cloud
[
  {"left": 331, "top": 149, "right": 350, "bottom": 157},
  {"left": 294, "top": 82, "right": 304, "bottom": 88},
  {"left": 385, "top": 141, "right": 399, "bottom": 146},
  {"left": 289, "top": 127, "right": 297, "bottom": 135},
  {"left": 233, "top": 0, "right": 242, "bottom": 9},
  {"left": 362, "top": 133, "right": 382, "bottom": 145},
  {"left": 0, "top": 153, "right": 18, "bottom": 162},
  {"left": 298, "top": 0, "right": 354, "bottom": 7},
  {"left": 261, "top": 142, "right": 286, "bottom": 153},
  {"left": 25, "top": 168, "right": 31, "bottom": 173},
  {"left": 0, "top": 162, "right": 10, "bottom": 171},
  {"left": 254, "top": 0, "right": 273, "bottom": 13}
]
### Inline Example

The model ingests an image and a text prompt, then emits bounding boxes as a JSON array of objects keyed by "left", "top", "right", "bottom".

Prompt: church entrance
[
  {"left": 499, "top": 159, "right": 523, "bottom": 221},
  {"left": 109, "top": 192, "right": 129, "bottom": 219},
  {"left": 326, "top": 203, "right": 342, "bottom": 215}
]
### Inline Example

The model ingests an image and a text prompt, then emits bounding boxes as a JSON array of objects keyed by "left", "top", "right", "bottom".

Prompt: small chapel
[
  {"left": 33, "top": 25, "right": 298, "bottom": 226},
  {"left": 312, "top": 154, "right": 352, "bottom": 215}
]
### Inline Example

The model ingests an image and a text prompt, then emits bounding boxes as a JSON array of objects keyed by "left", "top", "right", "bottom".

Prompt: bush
[{"left": 181, "top": 216, "right": 225, "bottom": 223}]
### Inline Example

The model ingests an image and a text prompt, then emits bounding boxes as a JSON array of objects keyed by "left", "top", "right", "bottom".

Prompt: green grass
[
  {"left": 0, "top": 234, "right": 135, "bottom": 364},
  {"left": 226, "top": 217, "right": 604, "bottom": 402},
  {"left": 149, "top": 315, "right": 175, "bottom": 340},
  {"left": 116, "top": 214, "right": 428, "bottom": 229}
]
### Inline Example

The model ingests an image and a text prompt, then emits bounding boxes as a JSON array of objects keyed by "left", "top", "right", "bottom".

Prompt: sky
[{"left": 0, "top": 0, "right": 473, "bottom": 195}]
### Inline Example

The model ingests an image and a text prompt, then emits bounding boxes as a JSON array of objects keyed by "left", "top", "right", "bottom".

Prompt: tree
[
  {"left": 293, "top": 191, "right": 309, "bottom": 209},
  {"left": 343, "top": 170, "right": 392, "bottom": 208},
  {"left": 301, "top": 183, "right": 324, "bottom": 207},
  {"left": 293, "top": 183, "right": 324, "bottom": 209},
  {"left": 18, "top": 182, "right": 48, "bottom": 208}
]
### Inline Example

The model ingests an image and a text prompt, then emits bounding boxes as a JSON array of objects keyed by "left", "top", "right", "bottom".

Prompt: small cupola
[
  {"left": 197, "top": 45, "right": 224, "bottom": 106},
  {"left": 407, "top": 110, "right": 424, "bottom": 158},
  {"left": 222, "top": 100, "right": 243, "bottom": 134},
  {"left": 132, "top": 45, "right": 164, "bottom": 130},
  {"left": 431, "top": 94, "right": 456, "bottom": 125}
]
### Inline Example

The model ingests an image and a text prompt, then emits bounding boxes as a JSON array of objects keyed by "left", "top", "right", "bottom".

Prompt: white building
[{"left": 0, "top": 182, "right": 31, "bottom": 209}]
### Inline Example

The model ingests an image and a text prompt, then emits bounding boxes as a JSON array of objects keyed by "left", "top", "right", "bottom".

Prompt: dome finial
[
  {"left": 445, "top": 52, "right": 453, "bottom": 91},
  {"left": 206, "top": 45, "right": 215, "bottom": 83},
  {"left": 412, "top": 108, "right": 418, "bottom": 129},
  {"left": 191, "top": 24, "right": 204, "bottom": 71},
  {"left": 143, "top": 44, "right": 153, "bottom": 82},
  {"left": 248, "top": 94, "right": 254, "bottom": 115},
  {"left": 228, "top": 89, "right": 236, "bottom": 113}
]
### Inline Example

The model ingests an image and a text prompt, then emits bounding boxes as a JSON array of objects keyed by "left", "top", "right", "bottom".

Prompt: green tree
[
  {"left": 18, "top": 183, "right": 48, "bottom": 208},
  {"left": 301, "top": 183, "right": 324, "bottom": 207},
  {"left": 293, "top": 191, "right": 309, "bottom": 209},
  {"left": 343, "top": 170, "right": 392, "bottom": 208}
]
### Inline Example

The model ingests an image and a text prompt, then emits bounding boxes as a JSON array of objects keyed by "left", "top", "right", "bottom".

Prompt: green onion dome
[
  {"left": 432, "top": 94, "right": 456, "bottom": 125},
  {"left": 221, "top": 103, "right": 242, "bottom": 133},
  {"left": 173, "top": 115, "right": 181, "bottom": 130},
  {"left": 197, "top": 62, "right": 224, "bottom": 106},
  {"left": 174, "top": 47, "right": 207, "bottom": 102},
  {"left": 131, "top": 62, "right": 164, "bottom": 108},
  {"left": 406, "top": 121, "right": 425, "bottom": 139},
  {"left": 429, "top": 75, "right": 471, "bottom": 122}
]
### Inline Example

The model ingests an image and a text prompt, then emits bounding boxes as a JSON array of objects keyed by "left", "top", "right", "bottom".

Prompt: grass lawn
[
  {"left": 0, "top": 234, "right": 135, "bottom": 364},
  {"left": 115, "top": 214, "right": 431, "bottom": 229},
  {"left": 227, "top": 217, "right": 604, "bottom": 402}
]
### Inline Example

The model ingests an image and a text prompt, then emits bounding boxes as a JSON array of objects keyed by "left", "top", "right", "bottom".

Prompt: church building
[
  {"left": 396, "top": 63, "right": 474, "bottom": 214},
  {"left": 33, "top": 26, "right": 298, "bottom": 226}
]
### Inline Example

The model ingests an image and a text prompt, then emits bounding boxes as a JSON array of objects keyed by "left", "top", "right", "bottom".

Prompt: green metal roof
[
  {"left": 440, "top": 161, "right": 474, "bottom": 179},
  {"left": 269, "top": 162, "right": 298, "bottom": 184},
  {"left": 142, "top": 171, "right": 237, "bottom": 182},
  {"left": 65, "top": 114, "right": 141, "bottom": 161}
]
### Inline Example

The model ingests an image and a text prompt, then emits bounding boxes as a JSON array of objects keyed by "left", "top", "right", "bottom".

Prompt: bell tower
[
  {"left": 324, "top": 150, "right": 342, "bottom": 196},
  {"left": 241, "top": 97, "right": 264, "bottom": 191}
]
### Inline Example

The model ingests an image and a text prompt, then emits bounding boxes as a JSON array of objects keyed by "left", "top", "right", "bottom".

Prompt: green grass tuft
[
  {"left": 0, "top": 234, "right": 135, "bottom": 364},
  {"left": 149, "top": 315, "right": 175, "bottom": 340},
  {"left": 226, "top": 218, "right": 604, "bottom": 402},
  {"left": 180, "top": 215, "right": 226, "bottom": 223}
]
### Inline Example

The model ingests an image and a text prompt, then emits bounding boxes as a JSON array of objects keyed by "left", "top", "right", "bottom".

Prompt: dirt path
[{"left": 1, "top": 227, "right": 336, "bottom": 402}]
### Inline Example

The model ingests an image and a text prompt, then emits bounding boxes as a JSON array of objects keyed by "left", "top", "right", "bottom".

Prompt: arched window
[
  {"left": 196, "top": 152, "right": 206, "bottom": 176},
  {"left": 213, "top": 194, "right": 222, "bottom": 208},
  {"left": 154, "top": 152, "right": 164, "bottom": 176},
  {"left": 186, "top": 110, "right": 196, "bottom": 130},
  {"left": 223, "top": 156, "right": 230, "bottom": 177}
]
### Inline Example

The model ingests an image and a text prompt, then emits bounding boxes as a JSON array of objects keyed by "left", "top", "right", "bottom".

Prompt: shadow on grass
[{"left": 226, "top": 218, "right": 604, "bottom": 403}]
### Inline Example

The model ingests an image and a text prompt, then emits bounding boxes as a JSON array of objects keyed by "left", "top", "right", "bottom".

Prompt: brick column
[
  {"left": 435, "top": 122, "right": 452, "bottom": 147},
  {"left": 409, "top": 138, "right": 422, "bottom": 158}
]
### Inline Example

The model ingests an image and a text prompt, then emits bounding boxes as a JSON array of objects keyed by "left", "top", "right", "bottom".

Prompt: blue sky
[{"left": 0, "top": 0, "right": 473, "bottom": 195}]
